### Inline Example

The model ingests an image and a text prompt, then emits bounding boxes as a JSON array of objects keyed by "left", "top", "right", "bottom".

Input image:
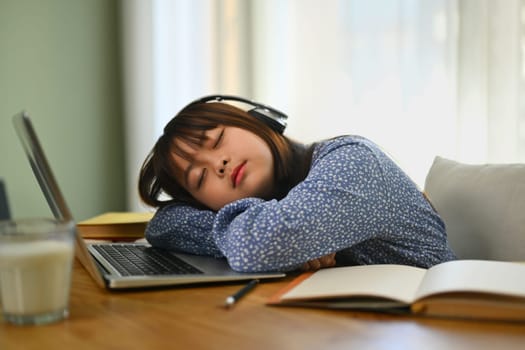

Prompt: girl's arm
[
  {"left": 145, "top": 203, "right": 334, "bottom": 271},
  {"left": 145, "top": 204, "right": 223, "bottom": 257}
]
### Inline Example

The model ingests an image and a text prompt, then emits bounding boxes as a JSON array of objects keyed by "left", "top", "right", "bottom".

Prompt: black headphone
[{"left": 184, "top": 95, "right": 288, "bottom": 134}]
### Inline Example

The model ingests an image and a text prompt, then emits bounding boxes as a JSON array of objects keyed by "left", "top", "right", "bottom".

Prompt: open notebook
[{"left": 12, "top": 112, "right": 285, "bottom": 289}]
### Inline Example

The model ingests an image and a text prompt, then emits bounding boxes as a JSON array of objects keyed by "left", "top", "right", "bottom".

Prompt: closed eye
[
  {"left": 193, "top": 127, "right": 222, "bottom": 190},
  {"left": 213, "top": 128, "right": 224, "bottom": 148},
  {"left": 197, "top": 168, "right": 207, "bottom": 189}
]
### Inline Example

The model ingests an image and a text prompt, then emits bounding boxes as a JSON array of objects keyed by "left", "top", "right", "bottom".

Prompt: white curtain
[
  {"left": 457, "top": 0, "right": 525, "bottom": 163},
  {"left": 120, "top": 0, "right": 525, "bottom": 211}
]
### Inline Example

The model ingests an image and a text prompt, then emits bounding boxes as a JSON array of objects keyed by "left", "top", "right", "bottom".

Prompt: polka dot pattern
[{"left": 146, "top": 136, "right": 456, "bottom": 272}]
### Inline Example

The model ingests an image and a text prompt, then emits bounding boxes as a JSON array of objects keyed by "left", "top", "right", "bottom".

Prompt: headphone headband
[{"left": 185, "top": 94, "right": 288, "bottom": 134}]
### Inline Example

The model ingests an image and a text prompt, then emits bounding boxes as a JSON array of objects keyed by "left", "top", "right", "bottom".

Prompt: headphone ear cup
[{"left": 247, "top": 108, "right": 287, "bottom": 134}]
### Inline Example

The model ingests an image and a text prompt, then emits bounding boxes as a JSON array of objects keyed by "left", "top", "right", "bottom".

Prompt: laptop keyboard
[{"left": 92, "top": 244, "right": 204, "bottom": 276}]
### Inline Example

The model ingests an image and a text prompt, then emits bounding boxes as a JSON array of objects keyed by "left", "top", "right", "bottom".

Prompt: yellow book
[
  {"left": 268, "top": 260, "right": 525, "bottom": 322},
  {"left": 76, "top": 212, "right": 154, "bottom": 241}
]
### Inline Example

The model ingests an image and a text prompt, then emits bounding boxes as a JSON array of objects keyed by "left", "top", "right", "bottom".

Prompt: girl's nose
[{"left": 217, "top": 159, "right": 228, "bottom": 175}]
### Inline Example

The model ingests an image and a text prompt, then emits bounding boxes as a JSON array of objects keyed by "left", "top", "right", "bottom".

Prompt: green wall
[{"left": 0, "top": 0, "right": 126, "bottom": 221}]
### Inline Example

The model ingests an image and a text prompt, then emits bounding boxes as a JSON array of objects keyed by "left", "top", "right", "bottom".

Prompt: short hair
[{"left": 138, "top": 102, "right": 313, "bottom": 209}]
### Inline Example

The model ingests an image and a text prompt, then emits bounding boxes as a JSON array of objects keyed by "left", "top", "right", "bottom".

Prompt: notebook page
[
  {"left": 415, "top": 260, "right": 525, "bottom": 300},
  {"left": 281, "top": 264, "right": 427, "bottom": 304}
]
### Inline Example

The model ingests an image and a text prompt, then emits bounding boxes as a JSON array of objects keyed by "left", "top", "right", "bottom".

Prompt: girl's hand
[{"left": 300, "top": 253, "right": 336, "bottom": 271}]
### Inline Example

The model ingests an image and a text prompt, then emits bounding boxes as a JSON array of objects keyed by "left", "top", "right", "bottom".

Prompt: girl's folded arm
[
  {"left": 212, "top": 189, "right": 371, "bottom": 273},
  {"left": 145, "top": 204, "right": 223, "bottom": 257}
]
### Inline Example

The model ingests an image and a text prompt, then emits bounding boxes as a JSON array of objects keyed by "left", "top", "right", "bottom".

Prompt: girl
[{"left": 139, "top": 96, "right": 456, "bottom": 273}]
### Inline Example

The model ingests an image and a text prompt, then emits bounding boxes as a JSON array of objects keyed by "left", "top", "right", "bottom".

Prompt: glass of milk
[{"left": 0, "top": 218, "right": 75, "bottom": 325}]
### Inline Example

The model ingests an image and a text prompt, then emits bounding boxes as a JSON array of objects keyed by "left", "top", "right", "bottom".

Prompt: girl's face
[{"left": 171, "top": 125, "right": 275, "bottom": 210}]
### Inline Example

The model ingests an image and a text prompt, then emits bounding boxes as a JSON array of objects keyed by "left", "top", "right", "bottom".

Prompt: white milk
[{"left": 0, "top": 240, "right": 74, "bottom": 315}]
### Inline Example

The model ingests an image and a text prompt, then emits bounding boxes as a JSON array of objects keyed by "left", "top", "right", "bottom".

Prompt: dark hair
[{"left": 138, "top": 102, "right": 314, "bottom": 210}]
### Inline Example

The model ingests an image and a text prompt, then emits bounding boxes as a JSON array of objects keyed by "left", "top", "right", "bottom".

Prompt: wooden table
[{"left": 2, "top": 260, "right": 525, "bottom": 350}]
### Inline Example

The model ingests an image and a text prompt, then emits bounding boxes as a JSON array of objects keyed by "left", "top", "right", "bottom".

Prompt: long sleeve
[{"left": 145, "top": 204, "right": 222, "bottom": 257}]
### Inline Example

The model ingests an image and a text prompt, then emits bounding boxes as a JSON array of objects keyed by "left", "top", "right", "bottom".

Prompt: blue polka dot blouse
[{"left": 145, "top": 135, "right": 456, "bottom": 272}]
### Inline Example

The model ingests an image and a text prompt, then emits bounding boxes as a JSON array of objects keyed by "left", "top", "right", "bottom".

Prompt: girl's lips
[{"left": 231, "top": 161, "right": 247, "bottom": 187}]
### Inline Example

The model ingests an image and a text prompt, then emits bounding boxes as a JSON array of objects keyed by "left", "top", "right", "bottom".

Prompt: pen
[{"left": 224, "top": 279, "right": 259, "bottom": 308}]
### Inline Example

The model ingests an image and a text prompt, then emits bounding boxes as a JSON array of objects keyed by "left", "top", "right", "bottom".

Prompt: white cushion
[{"left": 424, "top": 156, "right": 525, "bottom": 261}]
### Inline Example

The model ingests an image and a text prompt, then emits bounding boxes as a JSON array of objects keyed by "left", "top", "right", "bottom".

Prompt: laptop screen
[{"left": 12, "top": 112, "right": 73, "bottom": 222}]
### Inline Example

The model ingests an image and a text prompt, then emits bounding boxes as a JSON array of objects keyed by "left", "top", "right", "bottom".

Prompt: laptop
[{"left": 12, "top": 112, "right": 285, "bottom": 289}]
